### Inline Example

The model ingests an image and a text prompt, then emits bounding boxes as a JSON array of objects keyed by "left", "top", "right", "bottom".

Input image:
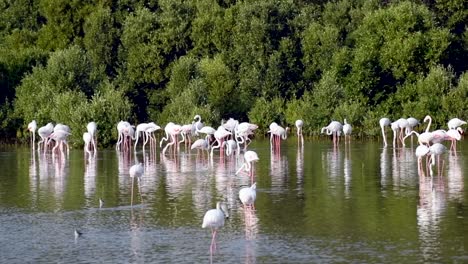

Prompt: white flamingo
[{"left": 202, "top": 201, "right": 229, "bottom": 253}]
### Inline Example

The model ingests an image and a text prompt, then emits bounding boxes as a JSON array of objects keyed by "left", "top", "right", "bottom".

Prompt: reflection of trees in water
[{"left": 417, "top": 175, "right": 447, "bottom": 262}]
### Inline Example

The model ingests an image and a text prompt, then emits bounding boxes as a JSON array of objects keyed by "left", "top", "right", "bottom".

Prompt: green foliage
[
  {"left": 248, "top": 97, "right": 285, "bottom": 133},
  {"left": 83, "top": 6, "right": 115, "bottom": 79},
  {"left": 0, "top": 0, "right": 467, "bottom": 145},
  {"left": 157, "top": 79, "right": 217, "bottom": 126},
  {"left": 398, "top": 65, "right": 453, "bottom": 127},
  {"left": 442, "top": 71, "right": 468, "bottom": 120}
]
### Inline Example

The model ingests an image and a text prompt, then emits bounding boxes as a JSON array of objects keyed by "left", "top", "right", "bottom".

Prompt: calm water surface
[{"left": 0, "top": 138, "right": 467, "bottom": 263}]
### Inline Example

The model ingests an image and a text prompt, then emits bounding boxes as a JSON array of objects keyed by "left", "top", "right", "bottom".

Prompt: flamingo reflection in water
[
  {"left": 129, "top": 163, "right": 144, "bottom": 206},
  {"left": 417, "top": 173, "right": 447, "bottom": 261},
  {"left": 447, "top": 155, "right": 464, "bottom": 201},
  {"left": 202, "top": 202, "right": 229, "bottom": 254}
]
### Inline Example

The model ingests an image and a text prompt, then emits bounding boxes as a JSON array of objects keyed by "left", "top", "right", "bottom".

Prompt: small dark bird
[{"left": 74, "top": 229, "right": 83, "bottom": 239}]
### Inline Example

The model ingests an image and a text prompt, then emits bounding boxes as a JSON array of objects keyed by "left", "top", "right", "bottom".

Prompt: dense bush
[{"left": 0, "top": 0, "right": 466, "bottom": 146}]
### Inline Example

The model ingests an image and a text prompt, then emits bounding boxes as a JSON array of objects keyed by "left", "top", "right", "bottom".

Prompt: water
[{"left": 0, "top": 138, "right": 467, "bottom": 263}]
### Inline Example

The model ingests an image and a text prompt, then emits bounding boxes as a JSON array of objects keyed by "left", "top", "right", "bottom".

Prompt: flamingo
[
  {"left": 321, "top": 121, "right": 343, "bottom": 146},
  {"left": 239, "top": 182, "right": 257, "bottom": 210},
  {"left": 295, "top": 120, "right": 304, "bottom": 137},
  {"left": 86, "top": 121, "right": 97, "bottom": 152},
  {"left": 83, "top": 132, "right": 93, "bottom": 157},
  {"left": 211, "top": 126, "right": 232, "bottom": 156},
  {"left": 129, "top": 163, "right": 144, "bottom": 206},
  {"left": 234, "top": 122, "right": 258, "bottom": 150},
  {"left": 144, "top": 122, "right": 161, "bottom": 149},
  {"left": 415, "top": 145, "right": 430, "bottom": 174},
  {"left": 295, "top": 119, "right": 304, "bottom": 146},
  {"left": 49, "top": 129, "right": 71, "bottom": 156},
  {"left": 343, "top": 119, "right": 352, "bottom": 143},
  {"left": 404, "top": 115, "right": 434, "bottom": 146},
  {"left": 405, "top": 117, "right": 419, "bottom": 134},
  {"left": 236, "top": 150, "right": 259, "bottom": 184},
  {"left": 395, "top": 118, "right": 409, "bottom": 146},
  {"left": 268, "top": 122, "right": 279, "bottom": 145},
  {"left": 116, "top": 121, "right": 133, "bottom": 151},
  {"left": 134, "top": 123, "right": 150, "bottom": 150},
  {"left": 447, "top": 118, "right": 467, "bottom": 130},
  {"left": 379, "top": 117, "right": 391, "bottom": 147},
  {"left": 27, "top": 120, "right": 37, "bottom": 148},
  {"left": 269, "top": 124, "right": 289, "bottom": 150},
  {"left": 444, "top": 127, "right": 463, "bottom": 152},
  {"left": 193, "top": 115, "right": 204, "bottom": 136},
  {"left": 37, "top": 123, "right": 54, "bottom": 151},
  {"left": 179, "top": 123, "right": 194, "bottom": 149},
  {"left": 191, "top": 138, "right": 210, "bottom": 156},
  {"left": 428, "top": 143, "right": 446, "bottom": 175},
  {"left": 222, "top": 139, "right": 239, "bottom": 156},
  {"left": 222, "top": 118, "right": 239, "bottom": 135},
  {"left": 161, "top": 123, "right": 182, "bottom": 155},
  {"left": 202, "top": 201, "right": 229, "bottom": 253}
]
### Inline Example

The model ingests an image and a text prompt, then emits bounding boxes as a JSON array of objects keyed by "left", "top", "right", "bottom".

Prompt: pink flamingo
[{"left": 161, "top": 123, "right": 182, "bottom": 155}]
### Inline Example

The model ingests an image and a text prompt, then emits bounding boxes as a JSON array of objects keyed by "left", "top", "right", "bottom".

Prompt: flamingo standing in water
[
  {"left": 210, "top": 126, "right": 232, "bottom": 157},
  {"left": 191, "top": 138, "right": 210, "bottom": 157},
  {"left": 428, "top": 143, "right": 447, "bottom": 176},
  {"left": 321, "top": 121, "right": 342, "bottom": 146},
  {"left": 379, "top": 117, "right": 391, "bottom": 147},
  {"left": 202, "top": 201, "right": 229, "bottom": 253},
  {"left": 37, "top": 123, "right": 54, "bottom": 152},
  {"left": 193, "top": 115, "right": 204, "bottom": 136},
  {"left": 134, "top": 122, "right": 150, "bottom": 150},
  {"left": 415, "top": 145, "right": 430, "bottom": 174},
  {"left": 129, "top": 163, "right": 144, "bottom": 206},
  {"left": 161, "top": 123, "right": 182, "bottom": 155},
  {"left": 295, "top": 119, "right": 304, "bottom": 146},
  {"left": 444, "top": 127, "right": 463, "bottom": 152},
  {"left": 236, "top": 150, "right": 259, "bottom": 184},
  {"left": 343, "top": 119, "right": 352, "bottom": 144},
  {"left": 239, "top": 182, "right": 257, "bottom": 210},
  {"left": 86, "top": 121, "right": 97, "bottom": 153},
  {"left": 83, "top": 132, "right": 93, "bottom": 157},
  {"left": 27, "top": 120, "right": 37, "bottom": 148}
]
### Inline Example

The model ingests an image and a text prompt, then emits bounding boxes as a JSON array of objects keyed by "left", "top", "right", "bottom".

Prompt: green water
[{"left": 0, "top": 138, "right": 466, "bottom": 263}]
